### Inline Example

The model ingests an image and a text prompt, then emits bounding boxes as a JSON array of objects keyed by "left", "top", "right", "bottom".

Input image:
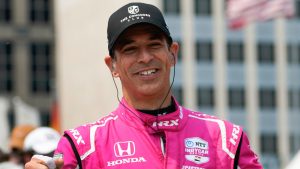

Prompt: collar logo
[
  {"left": 152, "top": 119, "right": 179, "bottom": 127},
  {"left": 114, "top": 141, "right": 135, "bottom": 157},
  {"left": 128, "top": 5, "right": 139, "bottom": 14}
]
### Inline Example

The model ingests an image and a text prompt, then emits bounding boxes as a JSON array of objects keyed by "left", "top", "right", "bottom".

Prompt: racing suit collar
[{"left": 117, "top": 97, "right": 187, "bottom": 134}]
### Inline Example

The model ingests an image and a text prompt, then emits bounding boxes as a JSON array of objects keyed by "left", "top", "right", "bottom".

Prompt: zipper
[{"left": 160, "top": 136, "right": 166, "bottom": 156}]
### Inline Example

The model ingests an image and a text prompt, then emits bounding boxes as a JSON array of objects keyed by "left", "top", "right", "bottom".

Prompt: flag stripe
[{"left": 227, "top": 0, "right": 295, "bottom": 29}]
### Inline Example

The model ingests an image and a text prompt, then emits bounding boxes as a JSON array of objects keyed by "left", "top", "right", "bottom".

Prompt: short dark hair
[{"left": 110, "top": 24, "right": 173, "bottom": 58}]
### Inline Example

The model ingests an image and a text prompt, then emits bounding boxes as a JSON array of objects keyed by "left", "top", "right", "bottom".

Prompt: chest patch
[{"left": 184, "top": 137, "right": 209, "bottom": 164}]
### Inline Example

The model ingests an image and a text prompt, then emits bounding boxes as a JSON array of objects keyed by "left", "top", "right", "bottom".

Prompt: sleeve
[
  {"left": 237, "top": 132, "right": 263, "bottom": 169},
  {"left": 54, "top": 136, "right": 78, "bottom": 169}
]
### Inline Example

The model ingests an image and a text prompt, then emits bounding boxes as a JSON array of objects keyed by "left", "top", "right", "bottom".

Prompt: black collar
[{"left": 138, "top": 98, "right": 177, "bottom": 116}]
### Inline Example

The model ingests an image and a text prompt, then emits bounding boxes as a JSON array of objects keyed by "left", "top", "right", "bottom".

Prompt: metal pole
[
  {"left": 245, "top": 23, "right": 261, "bottom": 155},
  {"left": 275, "top": 17, "right": 289, "bottom": 168},
  {"left": 212, "top": 0, "right": 228, "bottom": 119},
  {"left": 181, "top": 0, "right": 197, "bottom": 110}
]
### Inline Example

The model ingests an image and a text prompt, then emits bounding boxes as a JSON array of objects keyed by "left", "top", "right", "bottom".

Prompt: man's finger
[
  {"left": 31, "top": 155, "right": 56, "bottom": 169},
  {"left": 25, "top": 157, "right": 49, "bottom": 169},
  {"left": 54, "top": 157, "right": 64, "bottom": 169}
]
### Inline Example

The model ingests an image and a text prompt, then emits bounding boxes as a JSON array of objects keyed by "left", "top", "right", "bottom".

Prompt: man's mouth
[{"left": 139, "top": 69, "right": 157, "bottom": 76}]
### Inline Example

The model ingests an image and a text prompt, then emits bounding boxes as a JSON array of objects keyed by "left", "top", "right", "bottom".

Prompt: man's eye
[
  {"left": 149, "top": 43, "right": 162, "bottom": 48},
  {"left": 123, "top": 47, "right": 136, "bottom": 53}
]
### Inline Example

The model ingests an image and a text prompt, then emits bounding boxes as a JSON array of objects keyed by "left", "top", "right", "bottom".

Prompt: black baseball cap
[{"left": 107, "top": 2, "right": 172, "bottom": 56}]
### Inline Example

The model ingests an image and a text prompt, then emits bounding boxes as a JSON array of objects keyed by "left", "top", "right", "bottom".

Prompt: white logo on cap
[{"left": 128, "top": 5, "right": 139, "bottom": 14}]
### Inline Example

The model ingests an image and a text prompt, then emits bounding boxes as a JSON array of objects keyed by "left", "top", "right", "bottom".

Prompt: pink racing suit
[{"left": 55, "top": 98, "right": 263, "bottom": 169}]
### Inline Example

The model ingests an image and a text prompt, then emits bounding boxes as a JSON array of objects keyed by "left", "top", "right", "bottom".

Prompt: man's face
[{"left": 106, "top": 24, "right": 178, "bottom": 100}]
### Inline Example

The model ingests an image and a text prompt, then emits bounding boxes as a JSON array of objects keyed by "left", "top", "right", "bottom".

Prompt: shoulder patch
[
  {"left": 64, "top": 113, "right": 118, "bottom": 160},
  {"left": 188, "top": 113, "right": 243, "bottom": 159}
]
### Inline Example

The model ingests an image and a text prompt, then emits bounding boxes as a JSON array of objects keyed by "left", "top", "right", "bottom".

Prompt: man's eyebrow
[
  {"left": 148, "top": 36, "right": 162, "bottom": 41},
  {"left": 116, "top": 32, "right": 165, "bottom": 49},
  {"left": 116, "top": 38, "right": 135, "bottom": 48},
  {"left": 148, "top": 32, "right": 164, "bottom": 41}
]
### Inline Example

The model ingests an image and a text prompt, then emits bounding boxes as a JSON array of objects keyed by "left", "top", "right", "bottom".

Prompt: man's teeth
[{"left": 140, "top": 69, "right": 156, "bottom": 75}]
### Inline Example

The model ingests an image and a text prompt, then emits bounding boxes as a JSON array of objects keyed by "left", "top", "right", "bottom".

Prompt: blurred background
[{"left": 0, "top": 0, "right": 299, "bottom": 168}]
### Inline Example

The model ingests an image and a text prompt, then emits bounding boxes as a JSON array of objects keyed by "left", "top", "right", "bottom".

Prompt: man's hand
[{"left": 25, "top": 155, "right": 64, "bottom": 169}]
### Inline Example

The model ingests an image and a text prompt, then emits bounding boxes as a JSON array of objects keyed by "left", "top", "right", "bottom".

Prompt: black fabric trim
[
  {"left": 234, "top": 131, "right": 243, "bottom": 169},
  {"left": 64, "top": 133, "right": 83, "bottom": 169},
  {"left": 138, "top": 97, "right": 177, "bottom": 116}
]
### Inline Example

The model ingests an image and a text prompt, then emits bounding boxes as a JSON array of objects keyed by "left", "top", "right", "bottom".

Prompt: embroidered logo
[
  {"left": 107, "top": 141, "right": 147, "bottom": 166},
  {"left": 184, "top": 137, "right": 209, "bottom": 165},
  {"left": 128, "top": 5, "right": 139, "bottom": 14},
  {"left": 120, "top": 5, "right": 150, "bottom": 23},
  {"left": 229, "top": 124, "right": 240, "bottom": 146},
  {"left": 69, "top": 129, "right": 85, "bottom": 145},
  {"left": 152, "top": 119, "right": 179, "bottom": 127},
  {"left": 114, "top": 141, "right": 135, "bottom": 157}
]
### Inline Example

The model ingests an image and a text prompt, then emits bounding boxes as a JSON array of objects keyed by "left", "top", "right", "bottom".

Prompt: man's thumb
[{"left": 54, "top": 157, "right": 64, "bottom": 169}]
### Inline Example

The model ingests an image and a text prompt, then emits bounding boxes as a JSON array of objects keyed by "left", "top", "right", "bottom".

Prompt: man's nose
[{"left": 137, "top": 49, "right": 153, "bottom": 63}]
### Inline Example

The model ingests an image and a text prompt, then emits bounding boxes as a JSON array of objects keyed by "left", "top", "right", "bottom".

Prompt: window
[
  {"left": 40, "top": 110, "right": 50, "bottom": 126},
  {"left": 290, "top": 134, "right": 300, "bottom": 155},
  {"left": 296, "top": 0, "right": 300, "bottom": 18},
  {"left": 7, "top": 110, "right": 15, "bottom": 131},
  {"left": 261, "top": 134, "right": 277, "bottom": 154},
  {"left": 194, "top": 0, "right": 212, "bottom": 15},
  {"left": 0, "top": 0, "right": 11, "bottom": 23},
  {"left": 163, "top": 0, "right": 180, "bottom": 14},
  {"left": 289, "top": 89, "right": 300, "bottom": 110},
  {"left": 228, "top": 88, "right": 245, "bottom": 109},
  {"left": 197, "top": 87, "right": 214, "bottom": 107},
  {"left": 196, "top": 41, "right": 213, "bottom": 62},
  {"left": 0, "top": 41, "right": 13, "bottom": 92},
  {"left": 287, "top": 44, "right": 300, "bottom": 64},
  {"left": 259, "top": 88, "right": 276, "bottom": 109},
  {"left": 172, "top": 86, "right": 183, "bottom": 105},
  {"left": 29, "top": 0, "right": 50, "bottom": 23},
  {"left": 30, "top": 42, "right": 53, "bottom": 94},
  {"left": 258, "top": 43, "right": 274, "bottom": 63},
  {"left": 227, "top": 42, "right": 244, "bottom": 63}
]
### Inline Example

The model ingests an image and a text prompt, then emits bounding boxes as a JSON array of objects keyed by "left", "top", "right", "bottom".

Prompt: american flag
[{"left": 227, "top": 0, "right": 295, "bottom": 29}]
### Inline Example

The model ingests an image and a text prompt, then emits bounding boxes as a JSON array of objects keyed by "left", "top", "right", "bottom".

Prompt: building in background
[
  {"left": 0, "top": 0, "right": 54, "bottom": 129},
  {"left": 1, "top": 0, "right": 300, "bottom": 168},
  {"left": 165, "top": 0, "right": 300, "bottom": 168}
]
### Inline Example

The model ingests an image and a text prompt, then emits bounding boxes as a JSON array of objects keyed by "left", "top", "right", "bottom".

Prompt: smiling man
[
  {"left": 106, "top": 23, "right": 177, "bottom": 110},
  {"left": 25, "top": 2, "right": 263, "bottom": 169}
]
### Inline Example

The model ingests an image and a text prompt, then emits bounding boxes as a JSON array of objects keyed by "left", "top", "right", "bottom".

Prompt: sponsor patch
[
  {"left": 152, "top": 119, "right": 179, "bottom": 127},
  {"left": 107, "top": 141, "right": 146, "bottom": 167},
  {"left": 114, "top": 141, "right": 135, "bottom": 157},
  {"left": 229, "top": 124, "right": 241, "bottom": 146},
  {"left": 120, "top": 5, "right": 151, "bottom": 23},
  {"left": 69, "top": 129, "right": 85, "bottom": 145},
  {"left": 184, "top": 137, "right": 209, "bottom": 165},
  {"left": 182, "top": 165, "right": 205, "bottom": 169}
]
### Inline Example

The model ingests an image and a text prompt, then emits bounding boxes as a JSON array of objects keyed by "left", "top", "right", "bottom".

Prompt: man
[{"left": 25, "top": 2, "right": 263, "bottom": 169}]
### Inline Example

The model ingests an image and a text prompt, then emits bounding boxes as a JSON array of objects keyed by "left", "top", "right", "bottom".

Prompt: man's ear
[
  {"left": 104, "top": 56, "right": 119, "bottom": 77},
  {"left": 169, "top": 42, "right": 179, "bottom": 66}
]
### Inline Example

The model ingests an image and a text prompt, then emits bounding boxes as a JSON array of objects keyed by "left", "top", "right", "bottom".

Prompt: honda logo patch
[{"left": 114, "top": 141, "right": 135, "bottom": 157}]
